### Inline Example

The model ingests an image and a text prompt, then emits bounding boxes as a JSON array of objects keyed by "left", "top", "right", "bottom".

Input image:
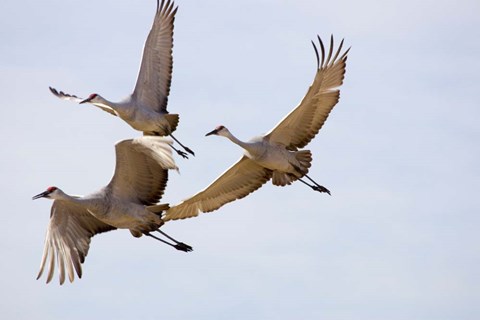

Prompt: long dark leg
[
  {"left": 149, "top": 130, "right": 191, "bottom": 159},
  {"left": 298, "top": 177, "right": 331, "bottom": 195},
  {"left": 170, "top": 134, "right": 195, "bottom": 157},
  {"left": 289, "top": 160, "right": 331, "bottom": 195},
  {"left": 155, "top": 229, "right": 193, "bottom": 252},
  {"left": 156, "top": 229, "right": 183, "bottom": 243},
  {"left": 145, "top": 233, "right": 179, "bottom": 249},
  {"left": 145, "top": 232, "right": 193, "bottom": 252}
]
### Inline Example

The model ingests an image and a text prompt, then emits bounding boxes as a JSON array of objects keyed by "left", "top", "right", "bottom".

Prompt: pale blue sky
[{"left": 1, "top": 0, "right": 479, "bottom": 319}]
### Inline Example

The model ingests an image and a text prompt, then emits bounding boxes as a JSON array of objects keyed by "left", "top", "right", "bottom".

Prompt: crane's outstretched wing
[
  {"left": 265, "top": 36, "right": 350, "bottom": 150},
  {"left": 131, "top": 0, "right": 177, "bottom": 112},
  {"left": 49, "top": 86, "right": 83, "bottom": 103},
  {"left": 164, "top": 156, "right": 272, "bottom": 221},
  {"left": 37, "top": 200, "right": 115, "bottom": 285},
  {"left": 107, "top": 137, "right": 177, "bottom": 206},
  {"left": 48, "top": 86, "right": 117, "bottom": 116}
]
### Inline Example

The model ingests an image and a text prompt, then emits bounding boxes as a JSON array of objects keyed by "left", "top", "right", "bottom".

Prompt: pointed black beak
[
  {"left": 205, "top": 129, "right": 218, "bottom": 136},
  {"left": 79, "top": 97, "right": 91, "bottom": 104},
  {"left": 32, "top": 191, "right": 49, "bottom": 200}
]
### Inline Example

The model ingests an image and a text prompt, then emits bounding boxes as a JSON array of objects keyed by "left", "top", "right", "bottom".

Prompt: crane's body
[
  {"left": 165, "top": 35, "right": 349, "bottom": 221},
  {"left": 39, "top": 188, "right": 164, "bottom": 236},
  {"left": 218, "top": 132, "right": 311, "bottom": 184},
  {"left": 48, "top": 0, "right": 193, "bottom": 157},
  {"left": 33, "top": 137, "right": 191, "bottom": 285},
  {"left": 86, "top": 94, "right": 178, "bottom": 136}
]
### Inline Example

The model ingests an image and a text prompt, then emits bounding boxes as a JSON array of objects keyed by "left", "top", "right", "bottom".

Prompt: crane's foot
[
  {"left": 176, "top": 150, "right": 189, "bottom": 159},
  {"left": 183, "top": 146, "right": 195, "bottom": 157},
  {"left": 312, "top": 185, "right": 331, "bottom": 195},
  {"left": 169, "top": 134, "right": 195, "bottom": 158},
  {"left": 174, "top": 242, "right": 193, "bottom": 252}
]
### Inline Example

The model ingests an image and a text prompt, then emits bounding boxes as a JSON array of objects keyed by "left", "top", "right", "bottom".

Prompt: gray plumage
[
  {"left": 49, "top": 0, "right": 194, "bottom": 157},
  {"left": 33, "top": 137, "right": 178, "bottom": 285},
  {"left": 165, "top": 35, "right": 349, "bottom": 221}
]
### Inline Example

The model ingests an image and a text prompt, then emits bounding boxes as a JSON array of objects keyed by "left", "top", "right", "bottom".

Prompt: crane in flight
[
  {"left": 32, "top": 137, "right": 192, "bottom": 285},
  {"left": 164, "top": 35, "right": 349, "bottom": 221},
  {"left": 49, "top": 0, "right": 194, "bottom": 158}
]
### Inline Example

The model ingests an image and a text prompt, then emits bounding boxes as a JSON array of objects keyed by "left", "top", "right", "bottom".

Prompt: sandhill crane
[
  {"left": 164, "top": 35, "right": 349, "bottom": 221},
  {"left": 32, "top": 137, "right": 192, "bottom": 285},
  {"left": 49, "top": 0, "right": 194, "bottom": 158}
]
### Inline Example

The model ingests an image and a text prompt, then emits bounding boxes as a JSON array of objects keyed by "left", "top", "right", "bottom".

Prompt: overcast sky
[{"left": 1, "top": 0, "right": 479, "bottom": 319}]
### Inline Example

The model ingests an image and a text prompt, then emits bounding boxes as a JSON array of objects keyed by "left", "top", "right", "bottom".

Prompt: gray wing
[
  {"left": 107, "top": 137, "right": 177, "bottom": 206},
  {"left": 49, "top": 86, "right": 83, "bottom": 103},
  {"left": 37, "top": 200, "right": 115, "bottom": 285},
  {"left": 131, "top": 0, "right": 177, "bottom": 112},
  {"left": 49, "top": 86, "right": 118, "bottom": 116},
  {"left": 265, "top": 36, "right": 350, "bottom": 150},
  {"left": 164, "top": 156, "right": 272, "bottom": 221}
]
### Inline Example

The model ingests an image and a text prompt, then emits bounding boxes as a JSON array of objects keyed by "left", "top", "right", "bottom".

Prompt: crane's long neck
[
  {"left": 223, "top": 131, "right": 250, "bottom": 149},
  {"left": 94, "top": 95, "right": 115, "bottom": 108},
  {"left": 222, "top": 130, "right": 263, "bottom": 157},
  {"left": 91, "top": 95, "right": 126, "bottom": 117},
  {"left": 55, "top": 189, "right": 102, "bottom": 211},
  {"left": 55, "top": 189, "right": 79, "bottom": 202}
]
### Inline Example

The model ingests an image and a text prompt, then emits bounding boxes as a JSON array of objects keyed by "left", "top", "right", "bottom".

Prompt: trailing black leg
[
  {"left": 170, "top": 134, "right": 195, "bottom": 157},
  {"left": 304, "top": 174, "right": 331, "bottom": 195},
  {"left": 145, "top": 233, "right": 177, "bottom": 248},
  {"left": 298, "top": 177, "right": 331, "bottom": 195},
  {"left": 156, "top": 229, "right": 193, "bottom": 252},
  {"left": 145, "top": 232, "right": 193, "bottom": 252}
]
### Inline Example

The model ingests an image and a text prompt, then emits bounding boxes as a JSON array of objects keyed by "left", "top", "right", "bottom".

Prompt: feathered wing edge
[
  {"left": 265, "top": 35, "right": 350, "bottom": 150},
  {"left": 131, "top": 0, "right": 178, "bottom": 112},
  {"left": 48, "top": 86, "right": 118, "bottom": 116},
  {"left": 37, "top": 201, "right": 116, "bottom": 285},
  {"left": 164, "top": 156, "right": 272, "bottom": 221},
  {"left": 130, "top": 136, "right": 178, "bottom": 172},
  {"left": 106, "top": 136, "right": 177, "bottom": 207}
]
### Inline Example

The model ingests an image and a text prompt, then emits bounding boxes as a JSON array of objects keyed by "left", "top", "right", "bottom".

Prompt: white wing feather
[{"left": 107, "top": 137, "right": 177, "bottom": 206}]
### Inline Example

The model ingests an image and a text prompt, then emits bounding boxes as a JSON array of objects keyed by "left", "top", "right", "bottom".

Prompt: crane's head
[
  {"left": 79, "top": 93, "right": 99, "bottom": 104},
  {"left": 32, "top": 186, "right": 59, "bottom": 200},
  {"left": 206, "top": 125, "right": 228, "bottom": 137}
]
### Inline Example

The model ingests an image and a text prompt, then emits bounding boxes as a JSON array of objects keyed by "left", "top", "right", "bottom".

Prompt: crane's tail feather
[
  {"left": 164, "top": 114, "right": 179, "bottom": 134},
  {"left": 272, "top": 172, "right": 296, "bottom": 186},
  {"left": 295, "top": 150, "right": 312, "bottom": 173},
  {"left": 272, "top": 150, "right": 312, "bottom": 186},
  {"left": 146, "top": 203, "right": 170, "bottom": 215}
]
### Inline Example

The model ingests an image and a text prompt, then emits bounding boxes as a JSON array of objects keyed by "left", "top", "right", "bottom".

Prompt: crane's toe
[
  {"left": 184, "top": 147, "right": 195, "bottom": 156},
  {"left": 176, "top": 150, "right": 189, "bottom": 159},
  {"left": 174, "top": 242, "right": 193, "bottom": 252}
]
